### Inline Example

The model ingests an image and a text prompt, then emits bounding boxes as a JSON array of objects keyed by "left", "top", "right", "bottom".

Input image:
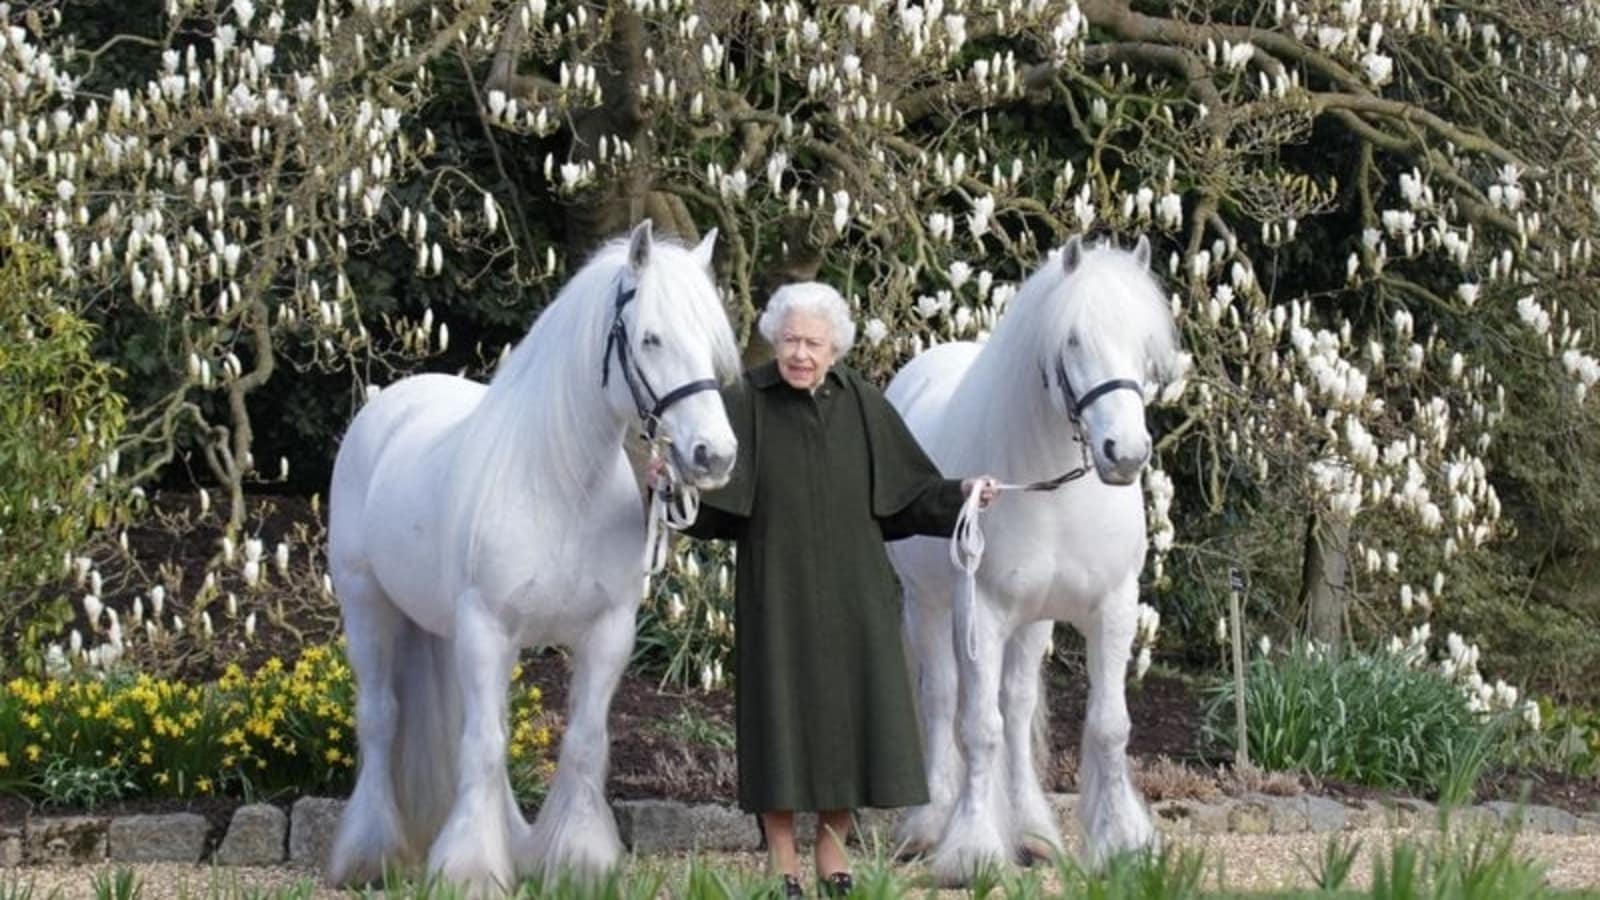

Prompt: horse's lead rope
[
  {"left": 950, "top": 464, "right": 1091, "bottom": 661},
  {"left": 644, "top": 441, "right": 700, "bottom": 586}
]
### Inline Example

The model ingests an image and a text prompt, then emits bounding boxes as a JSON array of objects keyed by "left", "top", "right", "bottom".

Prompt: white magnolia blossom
[
  {"left": 1362, "top": 52, "right": 1394, "bottom": 86},
  {"left": 967, "top": 193, "right": 995, "bottom": 240},
  {"left": 44, "top": 643, "right": 71, "bottom": 679},
  {"left": 242, "top": 537, "right": 263, "bottom": 587}
]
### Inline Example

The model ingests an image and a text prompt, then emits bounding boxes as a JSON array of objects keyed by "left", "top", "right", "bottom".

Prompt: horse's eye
[
  {"left": 1066, "top": 334, "right": 1081, "bottom": 349},
  {"left": 641, "top": 332, "right": 663, "bottom": 349}
]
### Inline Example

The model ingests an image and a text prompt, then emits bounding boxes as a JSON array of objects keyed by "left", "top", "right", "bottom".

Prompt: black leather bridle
[
  {"left": 601, "top": 281, "right": 720, "bottom": 439},
  {"left": 1016, "top": 354, "right": 1144, "bottom": 489}
]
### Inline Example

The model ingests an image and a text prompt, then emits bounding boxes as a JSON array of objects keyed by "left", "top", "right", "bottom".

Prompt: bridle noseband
[
  {"left": 1051, "top": 354, "right": 1142, "bottom": 424},
  {"left": 601, "top": 281, "right": 720, "bottom": 439}
]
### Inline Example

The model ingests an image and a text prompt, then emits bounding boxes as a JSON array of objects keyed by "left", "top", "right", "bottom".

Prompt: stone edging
[{"left": 3, "top": 795, "right": 1597, "bottom": 870}]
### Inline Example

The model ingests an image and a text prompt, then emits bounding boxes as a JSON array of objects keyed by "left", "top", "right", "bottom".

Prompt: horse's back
[
  {"left": 329, "top": 372, "right": 485, "bottom": 570},
  {"left": 886, "top": 342, "right": 981, "bottom": 457}
]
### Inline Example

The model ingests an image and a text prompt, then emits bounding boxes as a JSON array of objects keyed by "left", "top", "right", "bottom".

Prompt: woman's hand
[
  {"left": 962, "top": 476, "right": 999, "bottom": 509},
  {"left": 646, "top": 456, "right": 669, "bottom": 491}
]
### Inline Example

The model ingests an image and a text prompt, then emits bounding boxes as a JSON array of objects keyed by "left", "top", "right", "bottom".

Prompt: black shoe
[
  {"left": 820, "top": 872, "right": 852, "bottom": 898},
  {"left": 781, "top": 874, "right": 804, "bottom": 899}
]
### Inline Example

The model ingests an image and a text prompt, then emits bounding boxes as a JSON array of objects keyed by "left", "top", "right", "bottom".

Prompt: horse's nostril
[
  {"left": 692, "top": 443, "right": 711, "bottom": 469},
  {"left": 1103, "top": 438, "right": 1116, "bottom": 461}
]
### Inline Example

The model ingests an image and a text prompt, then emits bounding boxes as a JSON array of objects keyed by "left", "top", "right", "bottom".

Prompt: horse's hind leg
[
  {"left": 897, "top": 587, "right": 960, "bottom": 856},
  {"left": 523, "top": 601, "right": 631, "bottom": 879},
  {"left": 328, "top": 570, "right": 415, "bottom": 885},
  {"left": 1000, "top": 621, "right": 1063, "bottom": 862},
  {"left": 1077, "top": 584, "right": 1156, "bottom": 866},
  {"left": 428, "top": 588, "right": 518, "bottom": 898}
]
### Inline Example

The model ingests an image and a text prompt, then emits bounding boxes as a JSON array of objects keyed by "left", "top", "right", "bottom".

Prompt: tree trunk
[
  {"left": 1299, "top": 513, "right": 1350, "bottom": 652},
  {"left": 564, "top": 10, "right": 658, "bottom": 257}
]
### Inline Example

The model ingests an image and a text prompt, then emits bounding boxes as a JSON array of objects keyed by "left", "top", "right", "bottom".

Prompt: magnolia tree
[
  {"left": 470, "top": 0, "right": 1600, "bottom": 695},
  {"left": 9, "top": 0, "right": 1600, "bottom": 699},
  {"left": 0, "top": 0, "right": 558, "bottom": 668},
  {"left": 0, "top": 0, "right": 548, "bottom": 536}
]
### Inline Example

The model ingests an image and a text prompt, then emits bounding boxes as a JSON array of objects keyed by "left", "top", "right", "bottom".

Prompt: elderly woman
[{"left": 681, "top": 282, "right": 997, "bottom": 897}]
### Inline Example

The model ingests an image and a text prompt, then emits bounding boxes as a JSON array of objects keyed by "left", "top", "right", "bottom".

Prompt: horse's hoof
[
  {"left": 929, "top": 844, "right": 1009, "bottom": 888},
  {"left": 893, "top": 830, "right": 935, "bottom": 863},
  {"left": 1013, "top": 834, "right": 1062, "bottom": 868},
  {"left": 435, "top": 869, "right": 513, "bottom": 900}
]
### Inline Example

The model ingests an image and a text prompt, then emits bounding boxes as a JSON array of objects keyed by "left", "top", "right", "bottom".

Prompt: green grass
[
  {"left": 650, "top": 708, "right": 737, "bottom": 750},
  {"left": 88, "top": 869, "right": 141, "bottom": 900}
]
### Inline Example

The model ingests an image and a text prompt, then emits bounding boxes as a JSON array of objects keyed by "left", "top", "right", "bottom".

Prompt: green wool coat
[{"left": 685, "top": 361, "right": 965, "bottom": 813}]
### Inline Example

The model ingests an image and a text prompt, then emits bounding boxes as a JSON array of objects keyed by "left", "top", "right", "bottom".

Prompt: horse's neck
[
  {"left": 464, "top": 362, "right": 629, "bottom": 510},
  {"left": 526, "top": 396, "right": 626, "bottom": 499}
]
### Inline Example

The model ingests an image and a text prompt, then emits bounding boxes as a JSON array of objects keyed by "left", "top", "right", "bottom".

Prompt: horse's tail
[{"left": 391, "top": 619, "right": 461, "bottom": 854}]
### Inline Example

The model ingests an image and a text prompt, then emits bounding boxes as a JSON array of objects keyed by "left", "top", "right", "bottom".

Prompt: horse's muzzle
[
  {"left": 678, "top": 439, "right": 736, "bottom": 488},
  {"left": 1095, "top": 437, "right": 1149, "bottom": 486}
]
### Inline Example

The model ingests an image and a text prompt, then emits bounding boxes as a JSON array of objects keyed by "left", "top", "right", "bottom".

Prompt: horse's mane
[
  {"left": 949, "top": 239, "right": 1178, "bottom": 465},
  {"left": 441, "top": 236, "right": 739, "bottom": 584}
]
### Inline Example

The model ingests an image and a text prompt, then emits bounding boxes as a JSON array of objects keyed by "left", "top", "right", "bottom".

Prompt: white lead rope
[
  {"left": 949, "top": 466, "right": 1091, "bottom": 661},
  {"left": 950, "top": 485, "right": 990, "bottom": 664},
  {"left": 644, "top": 443, "right": 700, "bottom": 588}
]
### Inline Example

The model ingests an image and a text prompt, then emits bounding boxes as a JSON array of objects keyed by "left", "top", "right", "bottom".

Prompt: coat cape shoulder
[{"left": 700, "top": 361, "right": 940, "bottom": 520}]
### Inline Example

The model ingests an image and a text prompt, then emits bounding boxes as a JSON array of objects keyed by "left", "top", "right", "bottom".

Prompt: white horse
[
  {"left": 325, "top": 221, "right": 740, "bottom": 896},
  {"left": 885, "top": 235, "right": 1182, "bottom": 884}
]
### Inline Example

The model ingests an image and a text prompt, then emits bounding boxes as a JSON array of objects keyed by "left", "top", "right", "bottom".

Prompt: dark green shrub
[
  {"left": 0, "top": 231, "right": 129, "bottom": 672},
  {"left": 633, "top": 542, "right": 736, "bottom": 692}
]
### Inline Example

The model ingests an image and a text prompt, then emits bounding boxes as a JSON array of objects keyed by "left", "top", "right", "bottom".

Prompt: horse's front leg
[
  {"left": 522, "top": 600, "right": 632, "bottom": 879},
  {"left": 428, "top": 589, "right": 519, "bottom": 898},
  {"left": 1000, "top": 620, "right": 1062, "bottom": 862},
  {"left": 928, "top": 587, "right": 1011, "bottom": 886},
  {"left": 1078, "top": 582, "right": 1156, "bottom": 867},
  {"left": 896, "top": 586, "right": 960, "bottom": 856}
]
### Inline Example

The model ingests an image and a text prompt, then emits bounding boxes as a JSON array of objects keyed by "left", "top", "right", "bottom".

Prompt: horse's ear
[
  {"left": 628, "top": 219, "right": 654, "bottom": 272},
  {"left": 1061, "top": 235, "right": 1084, "bottom": 274},
  {"left": 692, "top": 227, "right": 718, "bottom": 272},
  {"left": 1132, "top": 234, "right": 1151, "bottom": 268}
]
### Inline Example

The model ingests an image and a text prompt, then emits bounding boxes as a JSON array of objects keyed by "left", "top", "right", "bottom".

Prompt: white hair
[{"left": 758, "top": 281, "right": 857, "bottom": 355}]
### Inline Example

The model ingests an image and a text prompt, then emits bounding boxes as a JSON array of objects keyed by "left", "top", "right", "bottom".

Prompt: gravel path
[{"left": 8, "top": 830, "right": 1600, "bottom": 898}]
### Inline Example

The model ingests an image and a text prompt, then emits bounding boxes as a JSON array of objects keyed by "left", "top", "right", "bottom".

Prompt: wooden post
[{"left": 1229, "top": 567, "right": 1250, "bottom": 769}]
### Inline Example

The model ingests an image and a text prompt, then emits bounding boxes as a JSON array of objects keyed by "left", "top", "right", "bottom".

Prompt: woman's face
[{"left": 776, "top": 311, "right": 837, "bottom": 391}]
